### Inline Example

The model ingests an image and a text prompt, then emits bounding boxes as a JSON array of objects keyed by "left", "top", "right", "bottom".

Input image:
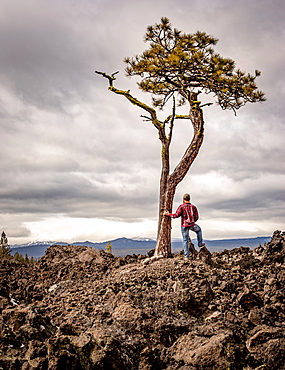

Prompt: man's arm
[{"left": 164, "top": 205, "right": 182, "bottom": 218}]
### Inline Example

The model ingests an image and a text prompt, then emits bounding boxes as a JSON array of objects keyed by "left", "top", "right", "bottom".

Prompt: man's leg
[
  {"left": 181, "top": 227, "right": 190, "bottom": 259},
  {"left": 190, "top": 224, "right": 203, "bottom": 247}
]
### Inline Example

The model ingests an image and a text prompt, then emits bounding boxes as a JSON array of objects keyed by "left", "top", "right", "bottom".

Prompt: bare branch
[
  {"left": 167, "top": 96, "right": 176, "bottom": 142},
  {"left": 200, "top": 102, "right": 213, "bottom": 108},
  {"left": 140, "top": 115, "right": 152, "bottom": 122},
  {"left": 174, "top": 115, "right": 190, "bottom": 119},
  {"left": 95, "top": 70, "right": 119, "bottom": 86},
  {"left": 108, "top": 85, "right": 163, "bottom": 131},
  {"left": 95, "top": 70, "right": 167, "bottom": 136},
  {"left": 164, "top": 114, "right": 190, "bottom": 124}
]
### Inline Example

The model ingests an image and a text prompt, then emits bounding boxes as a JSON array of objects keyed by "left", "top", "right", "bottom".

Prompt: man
[{"left": 164, "top": 193, "right": 205, "bottom": 260}]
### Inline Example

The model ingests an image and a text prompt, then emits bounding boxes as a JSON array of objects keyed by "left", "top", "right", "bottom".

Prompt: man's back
[{"left": 170, "top": 202, "right": 199, "bottom": 227}]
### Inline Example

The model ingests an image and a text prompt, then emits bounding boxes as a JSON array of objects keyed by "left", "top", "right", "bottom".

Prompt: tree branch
[
  {"left": 141, "top": 115, "right": 152, "bottom": 121},
  {"left": 200, "top": 102, "right": 213, "bottom": 108},
  {"left": 95, "top": 70, "right": 119, "bottom": 86},
  {"left": 96, "top": 70, "right": 163, "bottom": 131},
  {"left": 167, "top": 97, "right": 175, "bottom": 143}
]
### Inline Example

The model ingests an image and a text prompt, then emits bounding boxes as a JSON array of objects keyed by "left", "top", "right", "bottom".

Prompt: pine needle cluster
[{"left": 124, "top": 17, "right": 266, "bottom": 113}]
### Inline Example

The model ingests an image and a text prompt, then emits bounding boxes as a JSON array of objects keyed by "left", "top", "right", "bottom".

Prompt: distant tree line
[{"left": 0, "top": 231, "right": 37, "bottom": 263}]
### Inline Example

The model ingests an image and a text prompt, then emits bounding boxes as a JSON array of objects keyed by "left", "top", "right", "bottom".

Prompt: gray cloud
[{"left": 0, "top": 0, "right": 284, "bottom": 243}]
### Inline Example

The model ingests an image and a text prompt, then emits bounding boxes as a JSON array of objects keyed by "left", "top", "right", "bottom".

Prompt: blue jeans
[{"left": 181, "top": 224, "right": 203, "bottom": 259}]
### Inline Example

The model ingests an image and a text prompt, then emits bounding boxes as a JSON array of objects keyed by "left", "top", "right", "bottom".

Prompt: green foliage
[
  {"left": 13, "top": 252, "right": 37, "bottom": 264},
  {"left": 0, "top": 231, "right": 36, "bottom": 263},
  {"left": 13, "top": 251, "right": 36, "bottom": 263},
  {"left": 125, "top": 17, "right": 266, "bottom": 113},
  {"left": 106, "top": 241, "right": 113, "bottom": 254},
  {"left": 13, "top": 251, "right": 24, "bottom": 262},
  {"left": 0, "top": 231, "right": 11, "bottom": 259}
]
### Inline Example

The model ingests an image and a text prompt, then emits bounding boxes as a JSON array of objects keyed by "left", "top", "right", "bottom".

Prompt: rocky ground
[{"left": 0, "top": 230, "right": 284, "bottom": 370}]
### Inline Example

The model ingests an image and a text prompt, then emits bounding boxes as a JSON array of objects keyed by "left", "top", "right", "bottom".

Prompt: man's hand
[{"left": 164, "top": 211, "right": 170, "bottom": 216}]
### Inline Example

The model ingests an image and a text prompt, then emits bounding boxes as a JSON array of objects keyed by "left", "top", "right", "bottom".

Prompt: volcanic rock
[{"left": 0, "top": 231, "right": 284, "bottom": 369}]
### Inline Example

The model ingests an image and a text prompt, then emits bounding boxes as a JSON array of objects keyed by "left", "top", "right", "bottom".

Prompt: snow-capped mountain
[{"left": 10, "top": 236, "right": 271, "bottom": 259}]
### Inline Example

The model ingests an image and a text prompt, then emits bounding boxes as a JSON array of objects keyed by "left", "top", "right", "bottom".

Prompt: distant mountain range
[{"left": 10, "top": 236, "right": 271, "bottom": 259}]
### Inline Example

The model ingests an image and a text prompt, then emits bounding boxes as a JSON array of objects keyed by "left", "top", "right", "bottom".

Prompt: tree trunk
[
  {"left": 94, "top": 72, "right": 205, "bottom": 258},
  {"left": 155, "top": 96, "right": 205, "bottom": 257},
  {"left": 155, "top": 180, "right": 176, "bottom": 257}
]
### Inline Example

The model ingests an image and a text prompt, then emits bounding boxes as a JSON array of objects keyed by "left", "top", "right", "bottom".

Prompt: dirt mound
[{"left": 0, "top": 231, "right": 284, "bottom": 369}]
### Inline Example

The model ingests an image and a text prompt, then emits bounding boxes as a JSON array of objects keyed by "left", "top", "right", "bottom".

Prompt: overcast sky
[{"left": 1, "top": 0, "right": 284, "bottom": 245}]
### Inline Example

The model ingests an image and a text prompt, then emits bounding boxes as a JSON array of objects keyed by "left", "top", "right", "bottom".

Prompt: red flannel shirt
[{"left": 169, "top": 202, "right": 199, "bottom": 227}]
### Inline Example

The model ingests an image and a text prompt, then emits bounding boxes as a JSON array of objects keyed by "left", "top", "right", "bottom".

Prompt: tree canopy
[{"left": 124, "top": 17, "right": 265, "bottom": 113}]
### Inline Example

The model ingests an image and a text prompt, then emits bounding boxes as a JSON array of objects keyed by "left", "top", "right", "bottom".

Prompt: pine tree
[
  {"left": 0, "top": 231, "right": 11, "bottom": 259},
  {"left": 13, "top": 251, "right": 24, "bottom": 262},
  {"left": 96, "top": 18, "right": 266, "bottom": 257},
  {"left": 105, "top": 241, "right": 113, "bottom": 254}
]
